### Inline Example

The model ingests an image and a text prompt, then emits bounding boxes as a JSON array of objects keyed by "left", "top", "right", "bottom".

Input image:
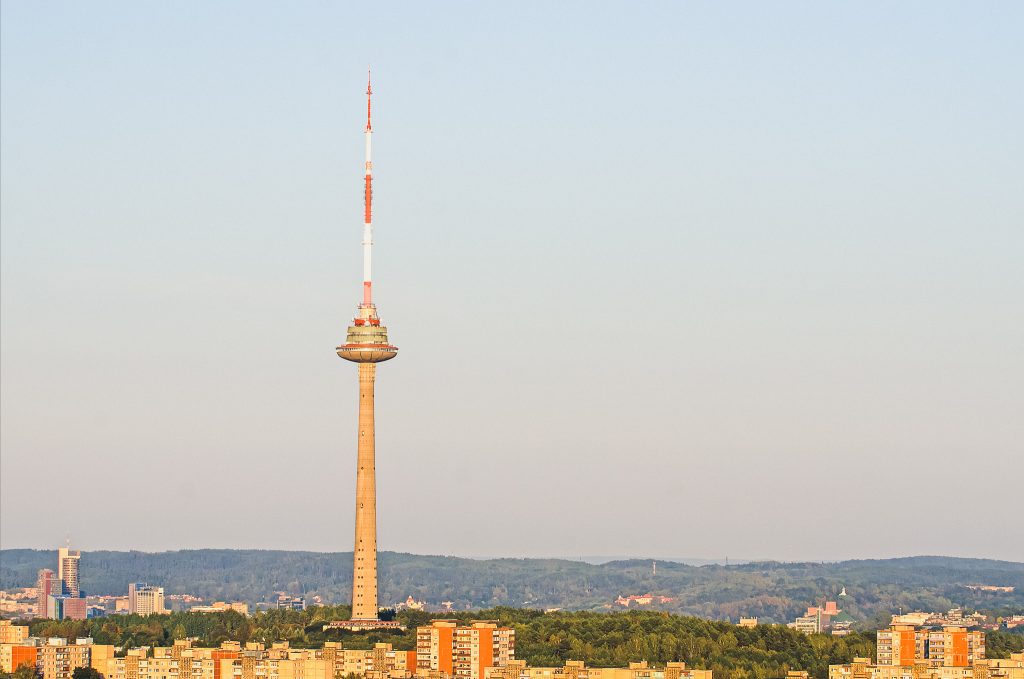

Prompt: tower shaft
[{"left": 351, "top": 363, "right": 378, "bottom": 620}]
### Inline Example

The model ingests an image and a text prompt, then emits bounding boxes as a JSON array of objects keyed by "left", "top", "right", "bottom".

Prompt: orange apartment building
[
  {"left": 877, "top": 625, "right": 984, "bottom": 667},
  {"left": 829, "top": 653, "right": 1024, "bottom": 679},
  {"left": 926, "top": 627, "right": 984, "bottom": 667},
  {"left": 417, "top": 621, "right": 515, "bottom": 679},
  {"left": 0, "top": 643, "right": 38, "bottom": 674}
]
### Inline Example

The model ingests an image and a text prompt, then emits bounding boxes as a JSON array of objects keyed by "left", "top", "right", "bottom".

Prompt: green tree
[
  {"left": 71, "top": 668, "right": 104, "bottom": 679},
  {"left": 3, "top": 666, "right": 41, "bottom": 679}
]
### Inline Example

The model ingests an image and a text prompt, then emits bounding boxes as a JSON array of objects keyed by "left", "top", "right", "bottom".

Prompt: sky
[{"left": 1, "top": 2, "right": 1022, "bottom": 563}]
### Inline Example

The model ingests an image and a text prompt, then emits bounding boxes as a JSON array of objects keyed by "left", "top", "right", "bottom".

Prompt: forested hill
[{"left": 2, "top": 550, "right": 1022, "bottom": 624}]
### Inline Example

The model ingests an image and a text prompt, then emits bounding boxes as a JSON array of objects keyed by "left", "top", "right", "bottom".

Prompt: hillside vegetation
[{"left": 2, "top": 551, "right": 1022, "bottom": 625}]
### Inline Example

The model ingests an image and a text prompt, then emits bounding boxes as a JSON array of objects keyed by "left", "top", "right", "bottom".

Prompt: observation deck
[{"left": 336, "top": 304, "right": 398, "bottom": 363}]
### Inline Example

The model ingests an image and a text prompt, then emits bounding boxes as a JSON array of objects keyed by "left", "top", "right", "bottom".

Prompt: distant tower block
[
  {"left": 58, "top": 545, "right": 81, "bottom": 597},
  {"left": 335, "top": 71, "right": 402, "bottom": 631}
]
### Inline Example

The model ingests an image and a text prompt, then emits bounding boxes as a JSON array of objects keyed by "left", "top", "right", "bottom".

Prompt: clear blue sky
[{"left": 2, "top": 2, "right": 1022, "bottom": 561}]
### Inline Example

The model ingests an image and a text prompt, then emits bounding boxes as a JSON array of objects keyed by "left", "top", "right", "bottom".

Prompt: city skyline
[{"left": 2, "top": 2, "right": 1022, "bottom": 562}]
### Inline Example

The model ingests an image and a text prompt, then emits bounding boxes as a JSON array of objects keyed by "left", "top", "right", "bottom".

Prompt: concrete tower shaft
[{"left": 352, "top": 362, "right": 378, "bottom": 620}]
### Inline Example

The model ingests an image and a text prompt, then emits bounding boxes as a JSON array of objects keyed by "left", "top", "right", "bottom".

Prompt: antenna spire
[
  {"left": 366, "top": 68, "right": 372, "bottom": 131},
  {"left": 362, "top": 71, "right": 374, "bottom": 306}
]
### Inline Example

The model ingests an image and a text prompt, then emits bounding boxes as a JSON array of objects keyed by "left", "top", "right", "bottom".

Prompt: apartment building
[
  {"left": 101, "top": 644, "right": 215, "bottom": 679},
  {"left": 417, "top": 621, "right": 515, "bottom": 679},
  {"left": 0, "top": 643, "right": 38, "bottom": 674},
  {"left": 418, "top": 620, "right": 457, "bottom": 675},
  {"left": 877, "top": 625, "right": 984, "bottom": 667},
  {"left": 95, "top": 639, "right": 415, "bottom": 679},
  {"left": 32, "top": 636, "right": 114, "bottom": 679},
  {"left": 878, "top": 625, "right": 925, "bottom": 666},
  {"left": 37, "top": 637, "right": 92, "bottom": 679},
  {"left": 485, "top": 660, "right": 712, "bottom": 679},
  {"left": 0, "top": 620, "right": 30, "bottom": 644},
  {"left": 454, "top": 622, "right": 515, "bottom": 679},
  {"left": 829, "top": 653, "right": 1024, "bottom": 679},
  {"left": 926, "top": 627, "right": 985, "bottom": 667}
]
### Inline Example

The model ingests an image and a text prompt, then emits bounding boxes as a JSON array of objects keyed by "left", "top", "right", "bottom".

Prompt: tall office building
[
  {"left": 129, "top": 583, "right": 167, "bottom": 615},
  {"left": 58, "top": 546, "right": 81, "bottom": 596},
  {"left": 335, "top": 72, "right": 399, "bottom": 630},
  {"left": 37, "top": 569, "right": 59, "bottom": 618}
]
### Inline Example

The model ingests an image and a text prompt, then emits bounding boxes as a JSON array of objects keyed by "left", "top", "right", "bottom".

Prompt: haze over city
[{"left": 1, "top": 2, "right": 1022, "bottom": 562}]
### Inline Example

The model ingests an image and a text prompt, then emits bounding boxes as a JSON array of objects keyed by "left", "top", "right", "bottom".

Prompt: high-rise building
[
  {"left": 926, "top": 626, "right": 985, "bottom": 667},
  {"left": 335, "top": 71, "right": 400, "bottom": 631},
  {"left": 417, "top": 620, "right": 456, "bottom": 675},
  {"left": 36, "top": 569, "right": 60, "bottom": 618},
  {"left": 417, "top": 621, "right": 516, "bottom": 679},
  {"left": 454, "top": 622, "right": 516, "bottom": 679},
  {"left": 57, "top": 546, "right": 81, "bottom": 597},
  {"left": 128, "top": 583, "right": 167, "bottom": 615},
  {"left": 876, "top": 624, "right": 921, "bottom": 666},
  {"left": 876, "top": 625, "right": 984, "bottom": 667}
]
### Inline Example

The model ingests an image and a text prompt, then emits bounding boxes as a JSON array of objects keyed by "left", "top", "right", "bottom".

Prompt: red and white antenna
[{"left": 362, "top": 68, "right": 374, "bottom": 306}]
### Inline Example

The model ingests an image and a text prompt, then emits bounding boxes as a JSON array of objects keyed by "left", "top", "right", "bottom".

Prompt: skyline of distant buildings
[{"left": 34, "top": 546, "right": 87, "bottom": 620}]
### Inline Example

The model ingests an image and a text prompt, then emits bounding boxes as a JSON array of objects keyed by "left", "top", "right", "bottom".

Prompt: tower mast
[{"left": 362, "top": 69, "right": 373, "bottom": 306}]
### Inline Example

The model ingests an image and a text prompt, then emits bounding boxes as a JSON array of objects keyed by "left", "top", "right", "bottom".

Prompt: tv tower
[{"left": 336, "top": 70, "right": 400, "bottom": 630}]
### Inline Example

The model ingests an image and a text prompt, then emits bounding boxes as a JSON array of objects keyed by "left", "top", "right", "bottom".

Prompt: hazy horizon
[
  {"left": 2, "top": 546, "right": 1021, "bottom": 567},
  {"left": 2, "top": 2, "right": 1022, "bottom": 562}
]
